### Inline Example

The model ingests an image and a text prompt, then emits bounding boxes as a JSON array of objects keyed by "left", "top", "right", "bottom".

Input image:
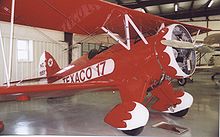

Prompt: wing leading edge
[
  {"left": 0, "top": 81, "right": 118, "bottom": 102},
  {"left": 0, "top": 0, "right": 211, "bottom": 39}
]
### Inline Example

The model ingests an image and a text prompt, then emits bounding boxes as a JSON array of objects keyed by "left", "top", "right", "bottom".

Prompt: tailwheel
[
  {"left": 121, "top": 126, "right": 144, "bottom": 136},
  {"left": 170, "top": 108, "right": 189, "bottom": 117},
  {"left": 177, "top": 78, "right": 186, "bottom": 86}
]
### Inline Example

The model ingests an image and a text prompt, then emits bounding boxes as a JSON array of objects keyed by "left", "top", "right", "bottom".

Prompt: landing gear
[
  {"left": 162, "top": 92, "right": 193, "bottom": 117},
  {"left": 170, "top": 108, "right": 189, "bottom": 117},
  {"left": 105, "top": 102, "right": 149, "bottom": 136},
  {"left": 177, "top": 78, "right": 186, "bottom": 86},
  {"left": 121, "top": 126, "right": 144, "bottom": 136}
]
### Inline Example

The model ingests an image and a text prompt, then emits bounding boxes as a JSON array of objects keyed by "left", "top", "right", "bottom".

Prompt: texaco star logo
[{"left": 48, "top": 58, "right": 53, "bottom": 67}]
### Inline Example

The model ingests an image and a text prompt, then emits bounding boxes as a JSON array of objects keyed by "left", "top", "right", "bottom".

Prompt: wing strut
[
  {"left": 0, "top": 25, "right": 10, "bottom": 87},
  {"left": 0, "top": 0, "right": 16, "bottom": 87},
  {"left": 8, "top": 0, "right": 16, "bottom": 82},
  {"left": 102, "top": 14, "right": 148, "bottom": 50}
]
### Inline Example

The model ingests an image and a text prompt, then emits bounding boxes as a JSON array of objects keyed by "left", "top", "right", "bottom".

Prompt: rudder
[{"left": 39, "top": 51, "right": 60, "bottom": 82}]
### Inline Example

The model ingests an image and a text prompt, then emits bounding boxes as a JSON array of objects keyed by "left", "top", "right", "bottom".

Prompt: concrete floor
[{"left": 0, "top": 71, "right": 219, "bottom": 136}]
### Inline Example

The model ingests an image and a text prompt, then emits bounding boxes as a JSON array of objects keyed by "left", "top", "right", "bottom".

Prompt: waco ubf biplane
[{"left": 0, "top": 0, "right": 210, "bottom": 135}]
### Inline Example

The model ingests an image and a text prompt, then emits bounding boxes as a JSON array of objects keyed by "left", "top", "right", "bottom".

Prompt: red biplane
[{"left": 0, "top": 0, "right": 211, "bottom": 135}]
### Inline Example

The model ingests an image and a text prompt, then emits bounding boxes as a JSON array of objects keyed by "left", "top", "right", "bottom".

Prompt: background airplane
[
  {"left": 162, "top": 33, "right": 220, "bottom": 86},
  {"left": 196, "top": 34, "right": 220, "bottom": 86},
  {"left": 0, "top": 0, "right": 211, "bottom": 135}
]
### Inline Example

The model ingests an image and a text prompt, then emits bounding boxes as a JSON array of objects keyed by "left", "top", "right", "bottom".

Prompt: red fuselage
[{"left": 49, "top": 28, "right": 179, "bottom": 104}]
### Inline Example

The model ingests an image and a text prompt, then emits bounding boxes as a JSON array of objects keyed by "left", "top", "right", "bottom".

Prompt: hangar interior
[
  {"left": 1, "top": 0, "right": 220, "bottom": 84},
  {"left": 0, "top": 0, "right": 219, "bottom": 136}
]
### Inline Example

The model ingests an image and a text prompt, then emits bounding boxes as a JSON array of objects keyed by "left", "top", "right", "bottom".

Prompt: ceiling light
[
  {"left": 208, "top": 0, "right": 214, "bottom": 8},
  {"left": 175, "top": 4, "right": 178, "bottom": 12}
]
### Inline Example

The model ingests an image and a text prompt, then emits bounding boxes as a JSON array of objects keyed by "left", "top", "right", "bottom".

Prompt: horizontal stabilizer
[{"left": 4, "top": 77, "right": 47, "bottom": 86}]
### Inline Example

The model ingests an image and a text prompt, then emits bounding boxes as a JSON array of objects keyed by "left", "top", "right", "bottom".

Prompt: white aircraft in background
[{"left": 162, "top": 33, "right": 220, "bottom": 86}]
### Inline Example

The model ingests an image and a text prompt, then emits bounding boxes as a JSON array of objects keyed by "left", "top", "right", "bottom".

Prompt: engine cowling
[{"left": 157, "top": 24, "right": 196, "bottom": 79}]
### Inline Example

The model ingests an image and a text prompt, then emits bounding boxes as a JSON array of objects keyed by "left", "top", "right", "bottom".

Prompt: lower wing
[{"left": 0, "top": 81, "right": 118, "bottom": 102}]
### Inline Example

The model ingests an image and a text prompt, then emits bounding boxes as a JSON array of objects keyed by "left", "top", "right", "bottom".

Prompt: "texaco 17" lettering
[{"left": 63, "top": 59, "right": 115, "bottom": 83}]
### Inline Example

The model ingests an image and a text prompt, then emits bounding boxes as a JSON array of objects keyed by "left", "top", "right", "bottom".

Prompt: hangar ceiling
[{"left": 106, "top": 0, "right": 220, "bottom": 20}]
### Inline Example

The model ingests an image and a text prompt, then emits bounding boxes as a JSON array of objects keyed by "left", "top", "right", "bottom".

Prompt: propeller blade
[{"left": 161, "top": 40, "right": 195, "bottom": 49}]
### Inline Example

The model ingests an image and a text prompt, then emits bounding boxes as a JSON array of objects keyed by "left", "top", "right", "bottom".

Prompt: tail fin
[{"left": 39, "top": 51, "right": 60, "bottom": 80}]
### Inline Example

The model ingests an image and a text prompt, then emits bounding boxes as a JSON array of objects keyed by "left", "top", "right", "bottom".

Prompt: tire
[
  {"left": 88, "top": 49, "right": 98, "bottom": 59},
  {"left": 211, "top": 75, "right": 215, "bottom": 80},
  {"left": 170, "top": 108, "right": 189, "bottom": 117},
  {"left": 121, "top": 126, "right": 144, "bottom": 136},
  {"left": 178, "top": 78, "right": 186, "bottom": 86}
]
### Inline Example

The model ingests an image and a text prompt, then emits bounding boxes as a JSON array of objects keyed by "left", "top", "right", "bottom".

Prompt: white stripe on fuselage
[
  {"left": 56, "top": 59, "right": 115, "bottom": 83},
  {"left": 56, "top": 65, "right": 75, "bottom": 74}
]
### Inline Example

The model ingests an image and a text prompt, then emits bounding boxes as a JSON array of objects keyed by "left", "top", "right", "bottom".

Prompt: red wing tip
[
  {"left": 16, "top": 95, "right": 31, "bottom": 102},
  {"left": 0, "top": 121, "right": 4, "bottom": 133}
]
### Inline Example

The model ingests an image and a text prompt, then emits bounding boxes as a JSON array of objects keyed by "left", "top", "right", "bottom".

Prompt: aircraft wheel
[
  {"left": 178, "top": 78, "right": 186, "bottom": 86},
  {"left": 170, "top": 108, "right": 189, "bottom": 117},
  {"left": 88, "top": 49, "right": 98, "bottom": 59},
  {"left": 121, "top": 126, "right": 144, "bottom": 136},
  {"left": 211, "top": 75, "right": 215, "bottom": 80}
]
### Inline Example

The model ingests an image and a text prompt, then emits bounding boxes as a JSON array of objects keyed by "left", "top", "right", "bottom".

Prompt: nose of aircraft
[{"left": 161, "top": 24, "right": 196, "bottom": 78}]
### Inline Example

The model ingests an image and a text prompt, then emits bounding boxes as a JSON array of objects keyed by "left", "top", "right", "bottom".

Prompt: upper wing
[
  {"left": 0, "top": 0, "right": 210, "bottom": 39},
  {"left": 0, "top": 81, "right": 118, "bottom": 102}
]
